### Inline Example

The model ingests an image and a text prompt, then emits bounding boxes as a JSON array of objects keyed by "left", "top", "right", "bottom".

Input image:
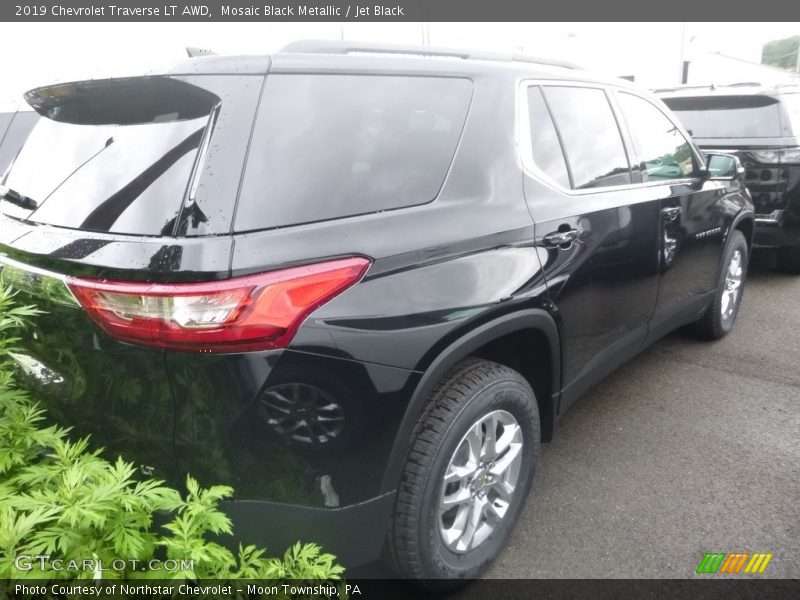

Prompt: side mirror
[{"left": 704, "top": 153, "right": 744, "bottom": 180}]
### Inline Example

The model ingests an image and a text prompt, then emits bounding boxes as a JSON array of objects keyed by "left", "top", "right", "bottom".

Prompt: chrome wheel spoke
[
  {"left": 465, "top": 424, "right": 483, "bottom": 465},
  {"left": 444, "top": 463, "right": 474, "bottom": 484},
  {"left": 480, "top": 414, "right": 497, "bottom": 461},
  {"left": 489, "top": 441, "right": 523, "bottom": 477},
  {"left": 441, "top": 504, "right": 471, "bottom": 547},
  {"left": 486, "top": 494, "right": 511, "bottom": 522},
  {"left": 457, "top": 497, "right": 487, "bottom": 552},
  {"left": 495, "top": 422, "right": 521, "bottom": 457},
  {"left": 441, "top": 485, "right": 472, "bottom": 508},
  {"left": 721, "top": 292, "right": 731, "bottom": 316}
]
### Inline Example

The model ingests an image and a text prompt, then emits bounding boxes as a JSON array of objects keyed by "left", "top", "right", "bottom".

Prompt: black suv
[
  {"left": 0, "top": 41, "right": 754, "bottom": 582},
  {"left": 659, "top": 84, "right": 800, "bottom": 272}
]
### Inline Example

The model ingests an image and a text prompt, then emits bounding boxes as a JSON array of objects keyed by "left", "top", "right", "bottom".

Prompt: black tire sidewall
[{"left": 417, "top": 377, "right": 540, "bottom": 579}]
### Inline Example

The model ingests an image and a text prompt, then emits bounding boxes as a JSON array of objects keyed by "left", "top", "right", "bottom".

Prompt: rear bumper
[
  {"left": 754, "top": 217, "right": 800, "bottom": 248},
  {"left": 219, "top": 492, "right": 397, "bottom": 567}
]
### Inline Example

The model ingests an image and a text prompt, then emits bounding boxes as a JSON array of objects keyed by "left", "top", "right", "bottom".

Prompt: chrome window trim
[{"left": 515, "top": 78, "right": 705, "bottom": 197}]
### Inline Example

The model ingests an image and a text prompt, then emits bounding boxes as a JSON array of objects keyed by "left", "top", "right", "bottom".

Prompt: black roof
[{"left": 140, "top": 39, "right": 638, "bottom": 90}]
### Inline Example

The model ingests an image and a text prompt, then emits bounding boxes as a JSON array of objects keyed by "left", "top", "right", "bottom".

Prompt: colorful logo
[{"left": 696, "top": 552, "right": 773, "bottom": 574}]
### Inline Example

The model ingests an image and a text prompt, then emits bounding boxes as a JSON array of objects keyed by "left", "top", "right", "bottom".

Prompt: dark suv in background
[
  {"left": 659, "top": 84, "right": 800, "bottom": 272},
  {"left": 0, "top": 41, "right": 753, "bottom": 583}
]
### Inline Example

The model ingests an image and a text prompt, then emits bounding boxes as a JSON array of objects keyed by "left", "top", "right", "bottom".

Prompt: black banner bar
[
  {"left": 4, "top": 579, "right": 800, "bottom": 600},
  {"left": 2, "top": 0, "right": 800, "bottom": 22}
]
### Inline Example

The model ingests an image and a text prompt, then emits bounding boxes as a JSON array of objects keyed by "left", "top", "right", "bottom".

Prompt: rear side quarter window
[
  {"left": 524, "top": 86, "right": 571, "bottom": 189},
  {"left": 234, "top": 74, "right": 473, "bottom": 232},
  {"left": 539, "top": 86, "right": 632, "bottom": 190}
]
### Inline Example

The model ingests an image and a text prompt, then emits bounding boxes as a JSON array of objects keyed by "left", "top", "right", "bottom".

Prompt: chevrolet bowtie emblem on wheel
[{"left": 696, "top": 552, "right": 773, "bottom": 574}]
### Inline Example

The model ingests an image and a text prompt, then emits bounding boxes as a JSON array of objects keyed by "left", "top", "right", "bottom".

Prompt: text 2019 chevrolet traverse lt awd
[{"left": 0, "top": 41, "right": 753, "bottom": 584}]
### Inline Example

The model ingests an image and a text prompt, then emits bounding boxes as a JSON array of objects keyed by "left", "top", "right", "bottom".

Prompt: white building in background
[{"left": 684, "top": 51, "right": 799, "bottom": 87}]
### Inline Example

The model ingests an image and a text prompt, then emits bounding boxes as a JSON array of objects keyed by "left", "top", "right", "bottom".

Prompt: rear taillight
[{"left": 66, "top": 257, "right": 370, "bottom": 353}]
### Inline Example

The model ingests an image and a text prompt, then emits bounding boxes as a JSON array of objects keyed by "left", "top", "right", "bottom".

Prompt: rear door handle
[
  {"left": 661, "top": 206, "right": 682, "bottom": 221},
  {"left": 543, "top": 228, "right": 579, "bottom": 248}
]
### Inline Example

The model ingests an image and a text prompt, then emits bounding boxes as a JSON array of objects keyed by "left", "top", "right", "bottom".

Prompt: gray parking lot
[{"left": 486, "top": 250, "right": 800, "bottom": 579}]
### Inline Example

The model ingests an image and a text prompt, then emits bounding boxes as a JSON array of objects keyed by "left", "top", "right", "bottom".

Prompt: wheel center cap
[{"left": 472, "top": 469, "right": 489, "bottom": 492}]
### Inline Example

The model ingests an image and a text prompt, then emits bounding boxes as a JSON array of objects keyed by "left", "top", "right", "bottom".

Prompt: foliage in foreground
[{"left": 0, "top": 281, "right": 344, "bottom": 586}]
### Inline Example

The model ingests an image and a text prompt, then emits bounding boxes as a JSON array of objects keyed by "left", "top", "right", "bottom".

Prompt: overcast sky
[{"left": 1, "top": 22, "right": 798, "bottom": 108}]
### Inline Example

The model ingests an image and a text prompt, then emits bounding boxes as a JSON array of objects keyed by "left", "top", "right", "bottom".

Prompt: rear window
[
  {"left": 0, "top": 111, "right": 39, "bottom": 176},
  {"left": 234, "top": 74, "right": 472, "bottom": 232},
  {"left": 663, "top": 95, "right": 783, "bottom": 138},
  {"left": 0, "top": 77, "right": 219, "bottom": 235},
  {"left": 0, "top": 112, "right": 13, "bottom": 145}
]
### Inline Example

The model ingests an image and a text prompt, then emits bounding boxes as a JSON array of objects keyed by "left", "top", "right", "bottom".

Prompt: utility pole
[{"left": 678, "top": 22, "right": 688, "bottom": 84}]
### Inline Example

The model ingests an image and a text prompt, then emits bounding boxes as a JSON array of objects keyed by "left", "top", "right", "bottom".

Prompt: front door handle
[
  {"left": 543, "top": 228, "right": 579, "bottom": 248},
  {"left": 661, "top": 206, "right": 682, "bottom": 221}
]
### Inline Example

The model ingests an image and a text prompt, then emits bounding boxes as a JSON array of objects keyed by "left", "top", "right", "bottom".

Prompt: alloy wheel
[
  {"left": 721, "top": 248, "right": 743, "bottom": 320},
  {"left": 438, "top": 409, "right": 523, "bottom": 553}
]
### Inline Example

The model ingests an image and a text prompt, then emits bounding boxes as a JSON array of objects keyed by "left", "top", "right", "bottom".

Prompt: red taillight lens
[{"left": 66, "top": 257, "right": 370, "bottom": 353}]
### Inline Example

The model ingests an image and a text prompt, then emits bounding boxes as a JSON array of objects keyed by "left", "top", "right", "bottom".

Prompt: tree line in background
[{"left": 762, "top": 35, "right": 800, "bottom": 72}]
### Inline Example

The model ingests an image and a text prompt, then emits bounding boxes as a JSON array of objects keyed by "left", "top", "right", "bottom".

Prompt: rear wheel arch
[{"left": 379, "top": 309, "right": 560, "bottom": 496}]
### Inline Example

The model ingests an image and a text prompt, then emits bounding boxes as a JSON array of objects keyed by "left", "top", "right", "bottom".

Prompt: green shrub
[{"left": 0, "top": 282, "right": 344, "bottom": 587}]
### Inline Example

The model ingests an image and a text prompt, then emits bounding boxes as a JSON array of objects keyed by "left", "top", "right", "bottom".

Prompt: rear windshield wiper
[{"left": 0, "top": 185, "right": 38, "bottom": 210}]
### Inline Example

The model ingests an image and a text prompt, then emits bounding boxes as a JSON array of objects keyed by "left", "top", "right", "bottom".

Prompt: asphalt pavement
[{"left": 485, "top": 249, "right": 800, "bottom": 579}]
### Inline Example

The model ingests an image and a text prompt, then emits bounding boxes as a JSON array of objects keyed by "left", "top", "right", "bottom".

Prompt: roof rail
[
  {"left": 725, "top": 82, "right": 763, "bottom": 87},
  {"left": 279, "top": 39, "right": 582, "bottom": 70},
  {"left": 653, "top": 83, "right": 718, "bottom": 93}
]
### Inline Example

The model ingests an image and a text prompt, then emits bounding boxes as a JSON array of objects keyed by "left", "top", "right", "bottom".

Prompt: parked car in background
[
  {"left": 659, "top": 84, "right": 800, "bottom": 272},
  {"left": 0, "top": 41, "right": 753, "bottom": 585}
]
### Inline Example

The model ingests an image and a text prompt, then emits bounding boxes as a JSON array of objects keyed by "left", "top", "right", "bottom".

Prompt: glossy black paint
[{"left": 0, "top": 51, "right": 753, "bottom": 566}]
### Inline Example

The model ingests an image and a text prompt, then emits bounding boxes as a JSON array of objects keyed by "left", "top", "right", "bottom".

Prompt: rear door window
[
  {"left": 541, "top": 86, "right": 632, "bottom": 190},
  {"left": 662, "top": 95, "right": 782, "bottom": 138},
  {"left": 234, "top": 74, "right": 472, "bottom": 232},
  {"left": 618, "top": 93, "right": 699, "bottom": 182}
]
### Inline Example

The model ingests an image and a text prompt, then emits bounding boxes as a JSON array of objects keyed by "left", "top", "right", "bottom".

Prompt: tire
[
  {"left": 696, "top": 230, "right": 748, "bottom": 340},
  {"left": 776, "top": 245, "right": 800, "bottom": 274},
  {"left": 387, "top": 358, "right": 540, "bottom": 587}
]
